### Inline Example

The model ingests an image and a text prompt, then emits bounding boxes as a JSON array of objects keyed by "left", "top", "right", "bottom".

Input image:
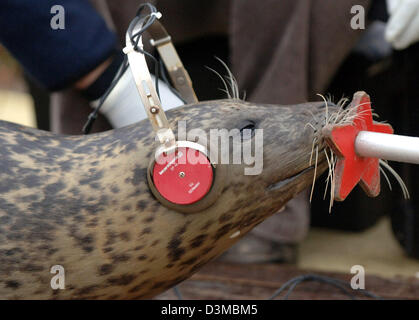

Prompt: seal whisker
[
  {"left": 309, "top": 145, "right": 319, "bottom": 202},
  {"left": 309, "top": 136, "right": 318, "bottom": 166},
  {"left": 214, "top": 56, "right": 241, "bottom": 100},
  {"left": 205, "top": 66, "right": 232, "bottom": 99},
  {"left": 317, "top": 94, "right": 329, "bottom": 126},
  {"left": 321, "top": 147, "right": 337, "bottom": 212},
  {"left": 328, "top": 151, "right": 337, "bottom": 213},
  {"left": 312, "top": 96, "right": 411, "bottom": 212},
  {"left": 305, "top": 122, "right": 317, "bottom": 132},
  {"left": 323, "top": 149, "right": 332, "bottom": 200},
  {"left": 0, "top": 97, "right": 344, "bottom": 299},
  {"left": 307, "top": 109, "right": 319, "bottom": 124}
]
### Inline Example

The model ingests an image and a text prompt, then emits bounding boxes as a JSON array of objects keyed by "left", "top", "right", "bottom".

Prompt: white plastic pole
[{"left": 355, "top": 131, "right": 419, "bottom": 164}]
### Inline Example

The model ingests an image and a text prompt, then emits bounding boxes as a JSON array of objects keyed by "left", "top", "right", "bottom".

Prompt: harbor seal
[{"left": 0, "top": 99, "right": 332, "bottom": 299}]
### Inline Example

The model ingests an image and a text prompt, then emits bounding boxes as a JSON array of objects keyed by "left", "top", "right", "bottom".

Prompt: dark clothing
[{"left": 0, "top": 0, "right": 117, "bottom": 90}]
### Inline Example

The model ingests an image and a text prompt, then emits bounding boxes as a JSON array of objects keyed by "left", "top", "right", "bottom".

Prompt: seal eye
[{"left": 240, "top": 120, "right": 256, "bottom": 140}]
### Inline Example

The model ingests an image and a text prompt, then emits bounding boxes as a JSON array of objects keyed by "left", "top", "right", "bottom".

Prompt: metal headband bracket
[{"left": 123, "top": 13, "right": 198, "bottom": 150}]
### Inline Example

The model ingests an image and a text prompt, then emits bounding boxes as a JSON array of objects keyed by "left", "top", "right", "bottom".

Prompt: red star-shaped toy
[{"left": 323, "top": 91, "right": 393, "bottom": 201}]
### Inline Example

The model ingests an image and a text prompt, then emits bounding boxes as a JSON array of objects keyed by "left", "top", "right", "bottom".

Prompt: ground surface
[
  {"left": 1, "top": 87, "right": 419, "bottom": 299},
  {"left": 156, "top": 261, "right": 419, "bottom": 300}
]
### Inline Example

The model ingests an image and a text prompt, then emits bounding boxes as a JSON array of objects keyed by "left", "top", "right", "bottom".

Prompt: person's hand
[
  {"left": 93, "top": 66, "right": 184, "bottom": 128},
  {"left": 386, "top": 0, "right": 419, "bottom": 50}
]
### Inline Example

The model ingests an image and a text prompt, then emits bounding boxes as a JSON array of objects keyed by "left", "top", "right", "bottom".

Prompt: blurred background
[{"left": 0, "top": 47, "right": 37, "bottom": 128}]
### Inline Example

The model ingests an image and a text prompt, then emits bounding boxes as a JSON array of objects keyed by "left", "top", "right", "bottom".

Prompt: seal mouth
[{"left": 266, "top": 165, "right": 316, "bottom": 192}]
